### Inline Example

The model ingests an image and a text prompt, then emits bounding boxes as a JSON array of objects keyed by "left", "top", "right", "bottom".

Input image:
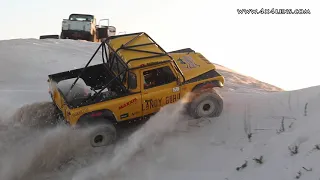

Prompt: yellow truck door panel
[
  {"left": 116, "top": 94, "right": 142, "bottom": 121},
  {"left": 140, "top": 65, "right": 181, "bottom": 116}
]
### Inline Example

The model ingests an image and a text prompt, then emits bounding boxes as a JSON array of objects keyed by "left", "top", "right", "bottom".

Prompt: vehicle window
[
  {"left": 128, "top": 72, "right": 137, "bottom": 89},
  {"left": 143, "top": 66, "right": 176, "bottom": 89},
  {"left": 69, "top": 14, "right": 93, "bottom": 21}
]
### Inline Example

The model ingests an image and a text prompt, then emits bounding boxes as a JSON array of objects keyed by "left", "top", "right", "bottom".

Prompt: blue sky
[{"left": 1, "top": 0, "right": 319, "bottom": 90}]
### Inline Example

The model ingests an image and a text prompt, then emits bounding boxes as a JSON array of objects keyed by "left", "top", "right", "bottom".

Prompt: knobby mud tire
[
  {"left": 79, "top": 118, "right": 117, "bottom": 147},
  {"left": 188, "top": 91, "right": 223, "bottom": 119}
]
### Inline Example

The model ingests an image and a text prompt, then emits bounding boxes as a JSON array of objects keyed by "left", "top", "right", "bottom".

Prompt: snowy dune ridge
[{"left": 0, "top": 38, "right": 319, "bottom": 180}]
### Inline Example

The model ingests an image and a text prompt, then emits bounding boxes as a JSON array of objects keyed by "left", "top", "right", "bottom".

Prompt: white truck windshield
[{"left": 69, "top": 14, "right": 94, "bottom": 21}]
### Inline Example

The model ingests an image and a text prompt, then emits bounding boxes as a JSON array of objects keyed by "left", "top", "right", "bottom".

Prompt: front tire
[
  {"left": 60, "top": 32, "right": 65, "bottom": 39},
  {"left": 188, "top": 90, "right": 223, "bottom": 119}
]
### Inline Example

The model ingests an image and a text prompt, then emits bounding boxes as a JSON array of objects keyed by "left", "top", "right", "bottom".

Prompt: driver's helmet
[{"left": 144, "top": 70, "right": 157, "bottom": 86}]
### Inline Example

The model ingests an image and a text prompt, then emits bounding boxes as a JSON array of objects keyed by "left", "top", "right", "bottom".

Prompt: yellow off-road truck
[{"left": 47, "top": 32, "right": 225, "bottom": 147}]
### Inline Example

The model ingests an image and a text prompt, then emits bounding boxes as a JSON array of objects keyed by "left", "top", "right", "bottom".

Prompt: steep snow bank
[
  {"left": 214, "top": 64, "right": 283, "bottom": 92},
  {"left": 1, "top": 38, "right": 319, "bottom": 180}
]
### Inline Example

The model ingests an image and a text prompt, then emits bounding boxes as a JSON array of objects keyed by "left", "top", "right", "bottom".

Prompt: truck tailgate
[{"left": 48, "top": 78, "right": 70, "bottom": 115}]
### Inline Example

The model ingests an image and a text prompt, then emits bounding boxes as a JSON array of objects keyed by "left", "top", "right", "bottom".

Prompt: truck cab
[
  {"left": 61, "top": 14, "right": 96, "bottom": 41},
  {"left": 60, "top": 13, "right": 116, "bottom": 42}
]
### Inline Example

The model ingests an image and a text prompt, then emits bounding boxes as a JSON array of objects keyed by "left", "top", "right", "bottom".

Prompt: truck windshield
[{"left": 69, "top": 14, "right": 94, "bottom": 21}]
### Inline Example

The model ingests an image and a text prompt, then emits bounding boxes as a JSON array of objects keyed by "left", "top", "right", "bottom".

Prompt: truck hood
[{"left": 169, "top": 51, "right": 219, "bottom": 81}]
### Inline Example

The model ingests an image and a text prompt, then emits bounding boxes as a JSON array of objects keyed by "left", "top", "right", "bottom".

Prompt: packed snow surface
[{"left": 0, "top": 38, "right": 319, "bottom": 180}]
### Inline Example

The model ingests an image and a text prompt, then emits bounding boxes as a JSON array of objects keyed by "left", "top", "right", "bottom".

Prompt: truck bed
[{"left": 48, "top": 63, "right": 126, "bottom": 108}]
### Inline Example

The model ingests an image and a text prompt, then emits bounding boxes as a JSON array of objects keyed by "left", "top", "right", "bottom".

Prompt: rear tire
[
  {"left": 188, "top": 90, "right": 223, "bottom": 119},
  {"left": 80, "top": 119, "right": 117, "bottom": 147}
]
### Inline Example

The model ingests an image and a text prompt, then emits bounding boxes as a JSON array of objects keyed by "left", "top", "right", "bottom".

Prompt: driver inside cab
[{"left": 143, "top": 70, "right": 157, "bottom": 89}]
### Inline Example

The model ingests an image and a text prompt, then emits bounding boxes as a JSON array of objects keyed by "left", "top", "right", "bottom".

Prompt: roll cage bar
[{"left": 67, "top": 32, "right": 186, "bottom": 103}]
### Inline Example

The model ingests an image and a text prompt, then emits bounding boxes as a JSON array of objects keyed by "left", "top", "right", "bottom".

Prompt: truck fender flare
[
  {"left": 77, "top": 109, "right": 118, "bottom": 125},
  {"left": 183, "top": 80, "right": 222, "bottom": 104},
  {"left": 191, "top": 80, "right": 223, "bottom": 92}
]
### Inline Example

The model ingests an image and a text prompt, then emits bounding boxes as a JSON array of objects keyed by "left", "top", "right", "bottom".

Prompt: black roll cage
[{"left": 66, "top": 32, "right": 186, "bottom": 103}]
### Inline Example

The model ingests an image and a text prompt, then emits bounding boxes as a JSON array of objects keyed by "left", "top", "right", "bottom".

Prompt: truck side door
[
  {"left": 140, "top": 64, "right": 181, "bottom": 116},
  {"left": 114, "top": 71, "right": 143, "bottom": 121}
]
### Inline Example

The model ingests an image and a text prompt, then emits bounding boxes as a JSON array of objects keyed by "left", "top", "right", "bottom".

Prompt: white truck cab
[
  {"left": 61, "top": 14, "right": 116, "bottom": 42},
  {"left": 61, "top": 14, "right": 96, "bottom": 41}
]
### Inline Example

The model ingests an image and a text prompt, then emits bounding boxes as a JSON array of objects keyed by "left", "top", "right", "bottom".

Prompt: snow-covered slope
[
  {"left": 0, "top": 38, "right": 319, "bottom": 180},
  {"left": 214, "top": 63, "right": 283, "bottom": 93}
]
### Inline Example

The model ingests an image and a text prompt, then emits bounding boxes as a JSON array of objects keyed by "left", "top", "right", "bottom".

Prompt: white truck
[{"left": 60, "top": 14, "right": 116, "bottom": 42}]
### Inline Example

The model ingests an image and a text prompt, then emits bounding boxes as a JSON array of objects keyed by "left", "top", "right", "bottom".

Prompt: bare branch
[
  {"left": 276, "top": 117, "right": 285, "bottom": 134},
  {"left": 304, "top": 103, "right": 308, "bottom": 116},
  {"left": 302, "top": 167, "right": 312, "bottom": 172},
  {"left": 253, "top": 155, "right": 263, "bottom": 164},
  {"left": 295, "top": 171, "right": 302, "bottom": 179},
  {"left": 288, "top": 145, "right": 299, "bottom": 156},
  {"left": 236, "top": 160, "right": 248, "bottom": 171}
]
